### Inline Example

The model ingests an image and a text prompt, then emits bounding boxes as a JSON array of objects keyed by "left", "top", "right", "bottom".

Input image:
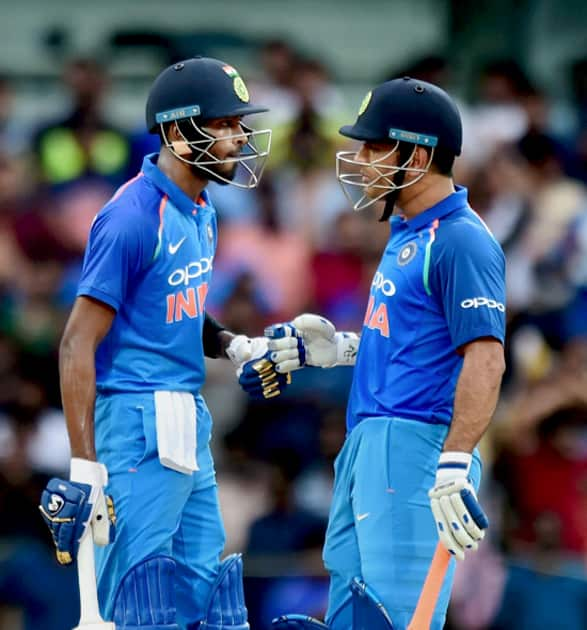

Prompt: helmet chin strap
[
  {"left": 378, "top": 142, "right": 413, "bottom": 222},
  {"left": 379, "top": 191, "right": 399, "bottom": 222}
]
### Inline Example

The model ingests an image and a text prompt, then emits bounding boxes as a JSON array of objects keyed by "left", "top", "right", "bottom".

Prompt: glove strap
[
  {"left": 227, "top": 335, "right": 269, "bottom": 368},
  {"left": 70, "top": 458, "right": 109, "bottom": 486},
  {"left": 436, "top": 451, "right": 472, "bottom": 484},
  {"left": 226, "top": 335, "right": 252, "bottom": 367},
  {"left": 335, "top": 332, "right": 360, "bottom": 366}
]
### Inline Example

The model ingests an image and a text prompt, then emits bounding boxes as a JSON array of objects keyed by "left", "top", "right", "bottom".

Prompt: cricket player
[
  {"left": 268, "top": 78, "right": 506, "bottom": 629},
  {"left": 39, "top": 57, "right": 289, "bottom": 629}
]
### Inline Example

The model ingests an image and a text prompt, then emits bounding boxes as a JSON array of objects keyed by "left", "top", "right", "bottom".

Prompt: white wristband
[
  {"left": 335, "top": 332, "right": 360, "bottom": 366},
  {"left": 226, "top": 335, "right": 268, "bottom": 368},
  {"left": 435, "top": 451, "right": 472, "bottom": 484},
  {"left": 225, "top": 335, "right": 251, "bottom": 367},
  {"left": 70, "top": 458, "right": 108, "bottom": 487}
]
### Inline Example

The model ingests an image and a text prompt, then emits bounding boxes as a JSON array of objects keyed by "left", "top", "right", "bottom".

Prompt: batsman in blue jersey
[
  {"left": 39, "top": 57, "right": 290, "bottom": 630},
  {"left": 269, "top": 78, "right": 506, "bottom": 630}
]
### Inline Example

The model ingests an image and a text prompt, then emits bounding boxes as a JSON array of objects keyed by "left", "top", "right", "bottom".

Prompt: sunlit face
[
  {"left": 200, "top": 116, "right": 248, "bottom": 180},
  {"left": 336, "top": 139, "right": 432, "bottom": 211},
  {"left": 163, "top": 113, "right": 271, "bottom": 189},
  {"left": 353, "top": 141, "right": 401, "bottom": 198}
]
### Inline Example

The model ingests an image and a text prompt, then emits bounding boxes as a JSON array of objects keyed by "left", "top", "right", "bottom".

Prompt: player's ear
[
  {"left": 167, "top": 122, "right": 191, "bottom": 156},
  {"left": 411, "top": 145, "right": 429, "bottom": 170},
  {"left": 167, "top": 122, "right": 184, "bottom": 142}
]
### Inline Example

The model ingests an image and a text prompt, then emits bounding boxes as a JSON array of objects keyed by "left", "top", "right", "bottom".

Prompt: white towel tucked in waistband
[{"left": 154, "top": 391, "right": 198, "bottom": 474}]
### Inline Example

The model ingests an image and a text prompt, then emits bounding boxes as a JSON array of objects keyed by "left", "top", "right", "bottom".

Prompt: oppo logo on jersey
[
  {"left": 372, "top": 272, "right": 396, "bottom": 297},
  {"left": 460, "top": 297, "right": 505, "bottom": 312},
  {"left": 168, "top": 257, "right": 213, "bottom": 286}
]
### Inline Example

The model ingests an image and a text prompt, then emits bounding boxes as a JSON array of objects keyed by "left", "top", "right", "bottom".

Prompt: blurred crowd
[{"left": 1, "top": 41, "right": 587, "bottom": 629}]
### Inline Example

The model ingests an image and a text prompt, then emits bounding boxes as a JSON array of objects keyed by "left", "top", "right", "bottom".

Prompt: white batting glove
[
  {"left": 226, "top": 334, "right": 291, "bottom": 399},
  {"left": 70, "top": 458, "right": 115, "bottom": 546},
  {"left": 428, "top": 452, "right": 489, "bottom": 561},
  {"left": 265, "top": 314, "right": 359, "bottom": 372},
  {"left": 226, "top": 335, "right": 268, "bottom": 374}
]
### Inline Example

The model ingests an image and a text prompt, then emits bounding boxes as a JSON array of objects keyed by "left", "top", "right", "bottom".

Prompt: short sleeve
[
  {"left": 77, "top": 203, "right": 155, "bottom": 311},
  {"left": 429, "top": 223, "right": 506, "bottom": 349}
]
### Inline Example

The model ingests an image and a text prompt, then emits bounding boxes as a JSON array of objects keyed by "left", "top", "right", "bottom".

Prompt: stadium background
[{"left": 1, "top": 0, "right": 587, "bottom": 627}]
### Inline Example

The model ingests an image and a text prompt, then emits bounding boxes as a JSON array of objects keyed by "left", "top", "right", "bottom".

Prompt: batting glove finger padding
[
  {"left": 39, "top": 459, "right": 116, "bottom": 565},
  {"left": 238, "top": 353, "right": 292, "bottom": 399},
  {"left": 429, "top": 452, "right": 489, "bottom": 561},
  {"left": 267, "top": 314, "right": 358, "bottom": 370},
  {"left": 266, "top": 330, "right": 306, "bottom": 372},
  {"left": 39, "top": 478, "right": 93, "bottom": 565}
]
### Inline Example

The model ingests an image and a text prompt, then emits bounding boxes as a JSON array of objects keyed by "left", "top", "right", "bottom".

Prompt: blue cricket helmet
[
  {"left": 340, "top": 76, "right": 462, "bottom": 156},
  {"left": 145, "top": 56, "right": 271, "bottom": 189},
  {"left": 146, "top": 56, "right": 268, "bottom": 133}
]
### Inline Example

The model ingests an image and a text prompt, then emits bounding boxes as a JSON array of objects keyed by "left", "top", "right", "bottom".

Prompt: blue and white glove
[
  {"left": 39, "top": 458, "right": 116, "bottom": 565},
  {"left": 428, "top": 452, "right": 489, "bottom": 561},
  {"left": 265, "top": 314, "right": 360, "bottom": 372},
  {"left": 227, "top": 335, "right": 291, "bottom": 400}
]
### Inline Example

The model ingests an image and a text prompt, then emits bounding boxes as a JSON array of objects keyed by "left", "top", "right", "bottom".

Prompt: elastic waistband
[
  {"left": 97, "top": 390, "right": 201, "bottom": 401},
  {"left": 348, "top": 415, "right": 449, "bottom": 436}
]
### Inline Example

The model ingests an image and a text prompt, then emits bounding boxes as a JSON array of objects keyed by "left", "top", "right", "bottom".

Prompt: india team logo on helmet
[
  {"left": 222, "top": 64, "right": 239, "bottom": 78},
  {"left": 358, "top": 91, "right": 372, "bottom": 117},
  {"left": 222, "top": 64, "right": 250, "bottom": 103},
  {"left": 233, "top": 77, "right": 250, "bottom": 103}
]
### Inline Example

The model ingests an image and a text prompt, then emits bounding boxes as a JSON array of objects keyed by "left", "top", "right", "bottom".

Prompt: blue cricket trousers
[
  {"left": 323, "top": 417, "right": 482, "bottom": 630},
  {"left": 93, "top": 391, "right": 225, "bottom": 628}
]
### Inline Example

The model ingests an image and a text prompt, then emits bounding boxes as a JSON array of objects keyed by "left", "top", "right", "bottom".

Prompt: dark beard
[{"left": 189, "top": 158, "right": 238, "bottom": 186}]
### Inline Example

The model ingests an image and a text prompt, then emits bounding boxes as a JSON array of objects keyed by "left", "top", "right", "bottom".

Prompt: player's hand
[
  {"left": 39, "top": 458, "right": 116, "bottom": 565},
  {"left": 428, "top": 452, "right": 488, "bottom": 561},
  {"left": 265, "top": 314, "right": 359, "bottom": 372},
  {"left": 238, "top": 353, "right": 292, "bottom": 399},
  {"left": 227, "top": 335, "right": 291, "bottom": 399}
]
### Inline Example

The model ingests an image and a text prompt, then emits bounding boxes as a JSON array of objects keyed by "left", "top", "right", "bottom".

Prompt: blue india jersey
[
  {"left": 347, "top": 186, "right": 506, "bottom": 431},
  {"left": 77, "top": 153, "right": 218, "bottom": 394}
]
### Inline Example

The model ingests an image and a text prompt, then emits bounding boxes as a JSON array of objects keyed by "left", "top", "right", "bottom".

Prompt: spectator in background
[
  {"left": 472, "top": 131, "right": 587, "bottom": 426},
  {"left": 266, "top": 57, "right": 348, "bottom": 247},
  {"left": 502, "top": 133, "right": 584, "bottom": 326},
  {"left": 251, "top": 39, "right": 300, "bottom": 124},
  {"left": 568, "top": 57, "right": 587, "bottom": 184},
  {"left": 294, "top": 407, "right": 346, "bottom": 520},
  {"left": 246, "top": 451, "right": 327, "bottom": 559},
  {"left": 385, "top": 54, "right": 450, "bottom": 88},
  {"left": 310, "top": 209, "right": 388, "bottom": 331},
  {"left": 495, "top": 407, "right": 587, "bottom": 558},
  {"left": 465, "top": 59, "right": 532, "bottom": 169},
  {"left": 0, "top": 390, "right": 77, "bottom": 630},
  {"left": 0, "top": 75, "right": 31, "bottom": 157},
  {"left": 211, "top": 179, "right": 313, "bottom": 320},
  {"left": 486, "top": 406, "right": 587, "bottom": 630},
  {"left": 0, "top": 146, "right": 29, "bottom": 223},
  {"left": 268, "top": 57, "right": 343, "bottom": 173},
  {"left": 32, "top": 57, "right": 130, "bottom": 187}
]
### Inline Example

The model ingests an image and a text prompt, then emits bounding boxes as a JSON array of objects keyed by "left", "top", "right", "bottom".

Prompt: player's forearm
[
  {"left": 218, "top": 330, "right": 237, "bottom": 357},
  {"left": 59, "top": 336, "right": 98, "bottom": 460},
  {"left": 202, "top": 311, "right": 235, "bottom": 358},
  {"left": 443, "top": 340, "right": 505, "bottom": 453}
]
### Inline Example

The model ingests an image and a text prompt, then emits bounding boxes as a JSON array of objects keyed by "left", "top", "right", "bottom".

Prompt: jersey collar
[
  {"left": 141, "top": 153, "right": 211, "bottom": 215},
  {"left": 404, "top": 185, "right": 469, "bottom": 231}
]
